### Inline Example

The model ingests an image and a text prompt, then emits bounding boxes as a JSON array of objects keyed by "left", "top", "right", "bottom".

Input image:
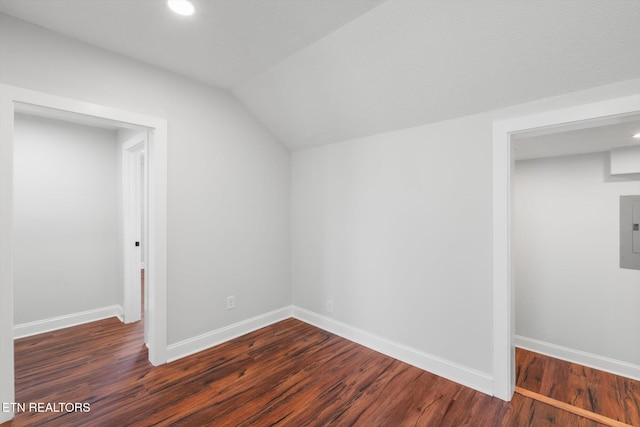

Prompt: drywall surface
[
  {"left": 13, "top": 114, "right": 119, "bottom": 324},
  {"left": 515, "top": 152, "right": 640, "bottom": 364},
  {"left": 291, "top": 80, "right": 640, "bottom": 379},
  {"left": 0, "top": 14, "right": 291, "bottom": 344},
  {"left": 291, "top": 114, "right": 494, "bottom": 373}
]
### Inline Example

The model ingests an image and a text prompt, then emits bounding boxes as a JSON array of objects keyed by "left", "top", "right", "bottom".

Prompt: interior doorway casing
[
  {"left": 492, "top": 94, "right": 640, "bottom": 401},
  {"left": 0, "top": 84, "right": 168, "bottom": 422}
]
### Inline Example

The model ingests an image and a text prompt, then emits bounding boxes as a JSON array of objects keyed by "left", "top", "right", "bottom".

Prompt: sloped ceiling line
[{"left": 1, "top": 0, "right": 639, "bottom": 150}]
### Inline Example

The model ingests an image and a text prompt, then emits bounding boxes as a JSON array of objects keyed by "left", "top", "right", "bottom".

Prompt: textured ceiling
[
  {"left": 1, "top": 0, "right": 639, "bottom": 150},
  {"left": 0, "top": 0, "right": 385, "bottom": 88}
]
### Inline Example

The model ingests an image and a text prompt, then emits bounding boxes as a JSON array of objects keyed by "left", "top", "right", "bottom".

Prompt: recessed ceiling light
[
  {"left": 167, "top": 0, "right": 195, "bottom": 16},
  {"left": 633, "top": 133, "right": 640, "bottom": 139}
]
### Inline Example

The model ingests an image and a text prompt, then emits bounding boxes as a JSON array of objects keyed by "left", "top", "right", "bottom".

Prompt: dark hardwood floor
[
  {"left": 3, "top": 316, "right": 633, "bottom": 426},
  {"left": 516, "top": 347, "right": 640, "bottom": 426}
]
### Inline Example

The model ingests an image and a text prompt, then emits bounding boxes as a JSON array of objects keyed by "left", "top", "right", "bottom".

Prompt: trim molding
[
  {"left": 292, "top": 307, "right": 493, "bottom": 395},
  {"left": 516, "top": 335, "right": 640, "bottom": 381},
  {"left": 166, "top": 306, "right": 293, "bottom": 362},
  {"left": 14, "top": 305, "right": 123, "bottom": 339}
]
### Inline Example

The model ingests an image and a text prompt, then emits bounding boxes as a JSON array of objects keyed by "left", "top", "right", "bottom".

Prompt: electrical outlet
[
  {"left": 226, "top": 296, "right": 235, "bottom": 310},
  {"left": 326, "top": 299, "right": 333, "bottom": 313}
]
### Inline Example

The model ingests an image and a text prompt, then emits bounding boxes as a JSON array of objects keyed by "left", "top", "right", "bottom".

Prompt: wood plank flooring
[
  {"left": 516, "top": 347, "right": 640, "bottom": 426},
  {"left": 2, "top": 317, "right": 634, "bottom": 426}
]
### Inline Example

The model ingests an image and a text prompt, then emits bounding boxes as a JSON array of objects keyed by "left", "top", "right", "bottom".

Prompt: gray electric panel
[{"left": 621, "top": 195, "right": 640, "bottom": 270}]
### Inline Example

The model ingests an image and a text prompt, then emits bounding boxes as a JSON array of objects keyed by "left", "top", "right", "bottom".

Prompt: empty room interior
[{"left": 1, "top": 1, "right": 640, "bottom": 425}]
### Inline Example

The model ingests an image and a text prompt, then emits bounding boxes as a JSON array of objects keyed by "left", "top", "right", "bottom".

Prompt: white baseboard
[
  {"left": 162, "top": 305, "right": 493, "bottom": 396},
  {"left": 292, "top": 307, "right": 493, "bottom": 395},
  {"left": 516, "top": 335, "right": 640, "bottom": 381},
  {"left": 166, "top": 306, "right": 293, "bottom": 362},
  {"left": 14, "top": 305, "right": 124, "bottom": 339}
]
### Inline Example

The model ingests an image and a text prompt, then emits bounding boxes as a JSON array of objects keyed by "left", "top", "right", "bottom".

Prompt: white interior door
[
  {"left": 122, "top": 132, "right": 147, "bottom": 326},
  {"left": 140, "top": 151, "right": 149, "bottom": 344}
]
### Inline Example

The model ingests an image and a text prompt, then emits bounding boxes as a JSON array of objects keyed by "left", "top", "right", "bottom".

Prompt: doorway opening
[
  {"left": 0, "top": 84, "right": 168, "bottom": 423},
  {"left": 510, "top": 113, "right": 640, "bottom": 424},
  {"left": 491, "top": 94, "right": 640, "bottom": 401},
  {"left": 512, "top": 114, "right": 640, "bottom": 373},
  {"left": 12, "top": 112, "right": 140, "bottom": 336}
]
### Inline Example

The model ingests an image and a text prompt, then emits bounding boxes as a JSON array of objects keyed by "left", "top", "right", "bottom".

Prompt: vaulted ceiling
[{"left": 1, "top": 0, "right": 639, "bottom": 150}]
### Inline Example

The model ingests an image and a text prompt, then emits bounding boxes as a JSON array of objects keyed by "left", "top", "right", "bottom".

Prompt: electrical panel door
[{"left": 621, "top": 195, "right": 640, "bottom": 270}]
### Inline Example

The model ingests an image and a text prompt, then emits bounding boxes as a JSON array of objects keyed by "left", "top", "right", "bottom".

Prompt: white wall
[
  {"left": 0, "top": 14, "right": 291, "bottom": 345},
  {"left": 292, "top": 114, "right": 494, "bottom": 376},
  {"left": 291, "top": 79, "right": 640, "bottom": 392},
  {"left": 515, "top": 152, "right": 640, "bottom": 365},
  {"left": 13, "top": 114, "right": 120, "bottom": 324}
]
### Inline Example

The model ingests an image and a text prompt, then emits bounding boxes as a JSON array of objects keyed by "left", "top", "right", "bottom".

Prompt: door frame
[
  {"left": 0, "top": 84, "right": 168, "bottom": 421},
  {"left": 491, "top": 93, "right": 640, "bottom": 401}
]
